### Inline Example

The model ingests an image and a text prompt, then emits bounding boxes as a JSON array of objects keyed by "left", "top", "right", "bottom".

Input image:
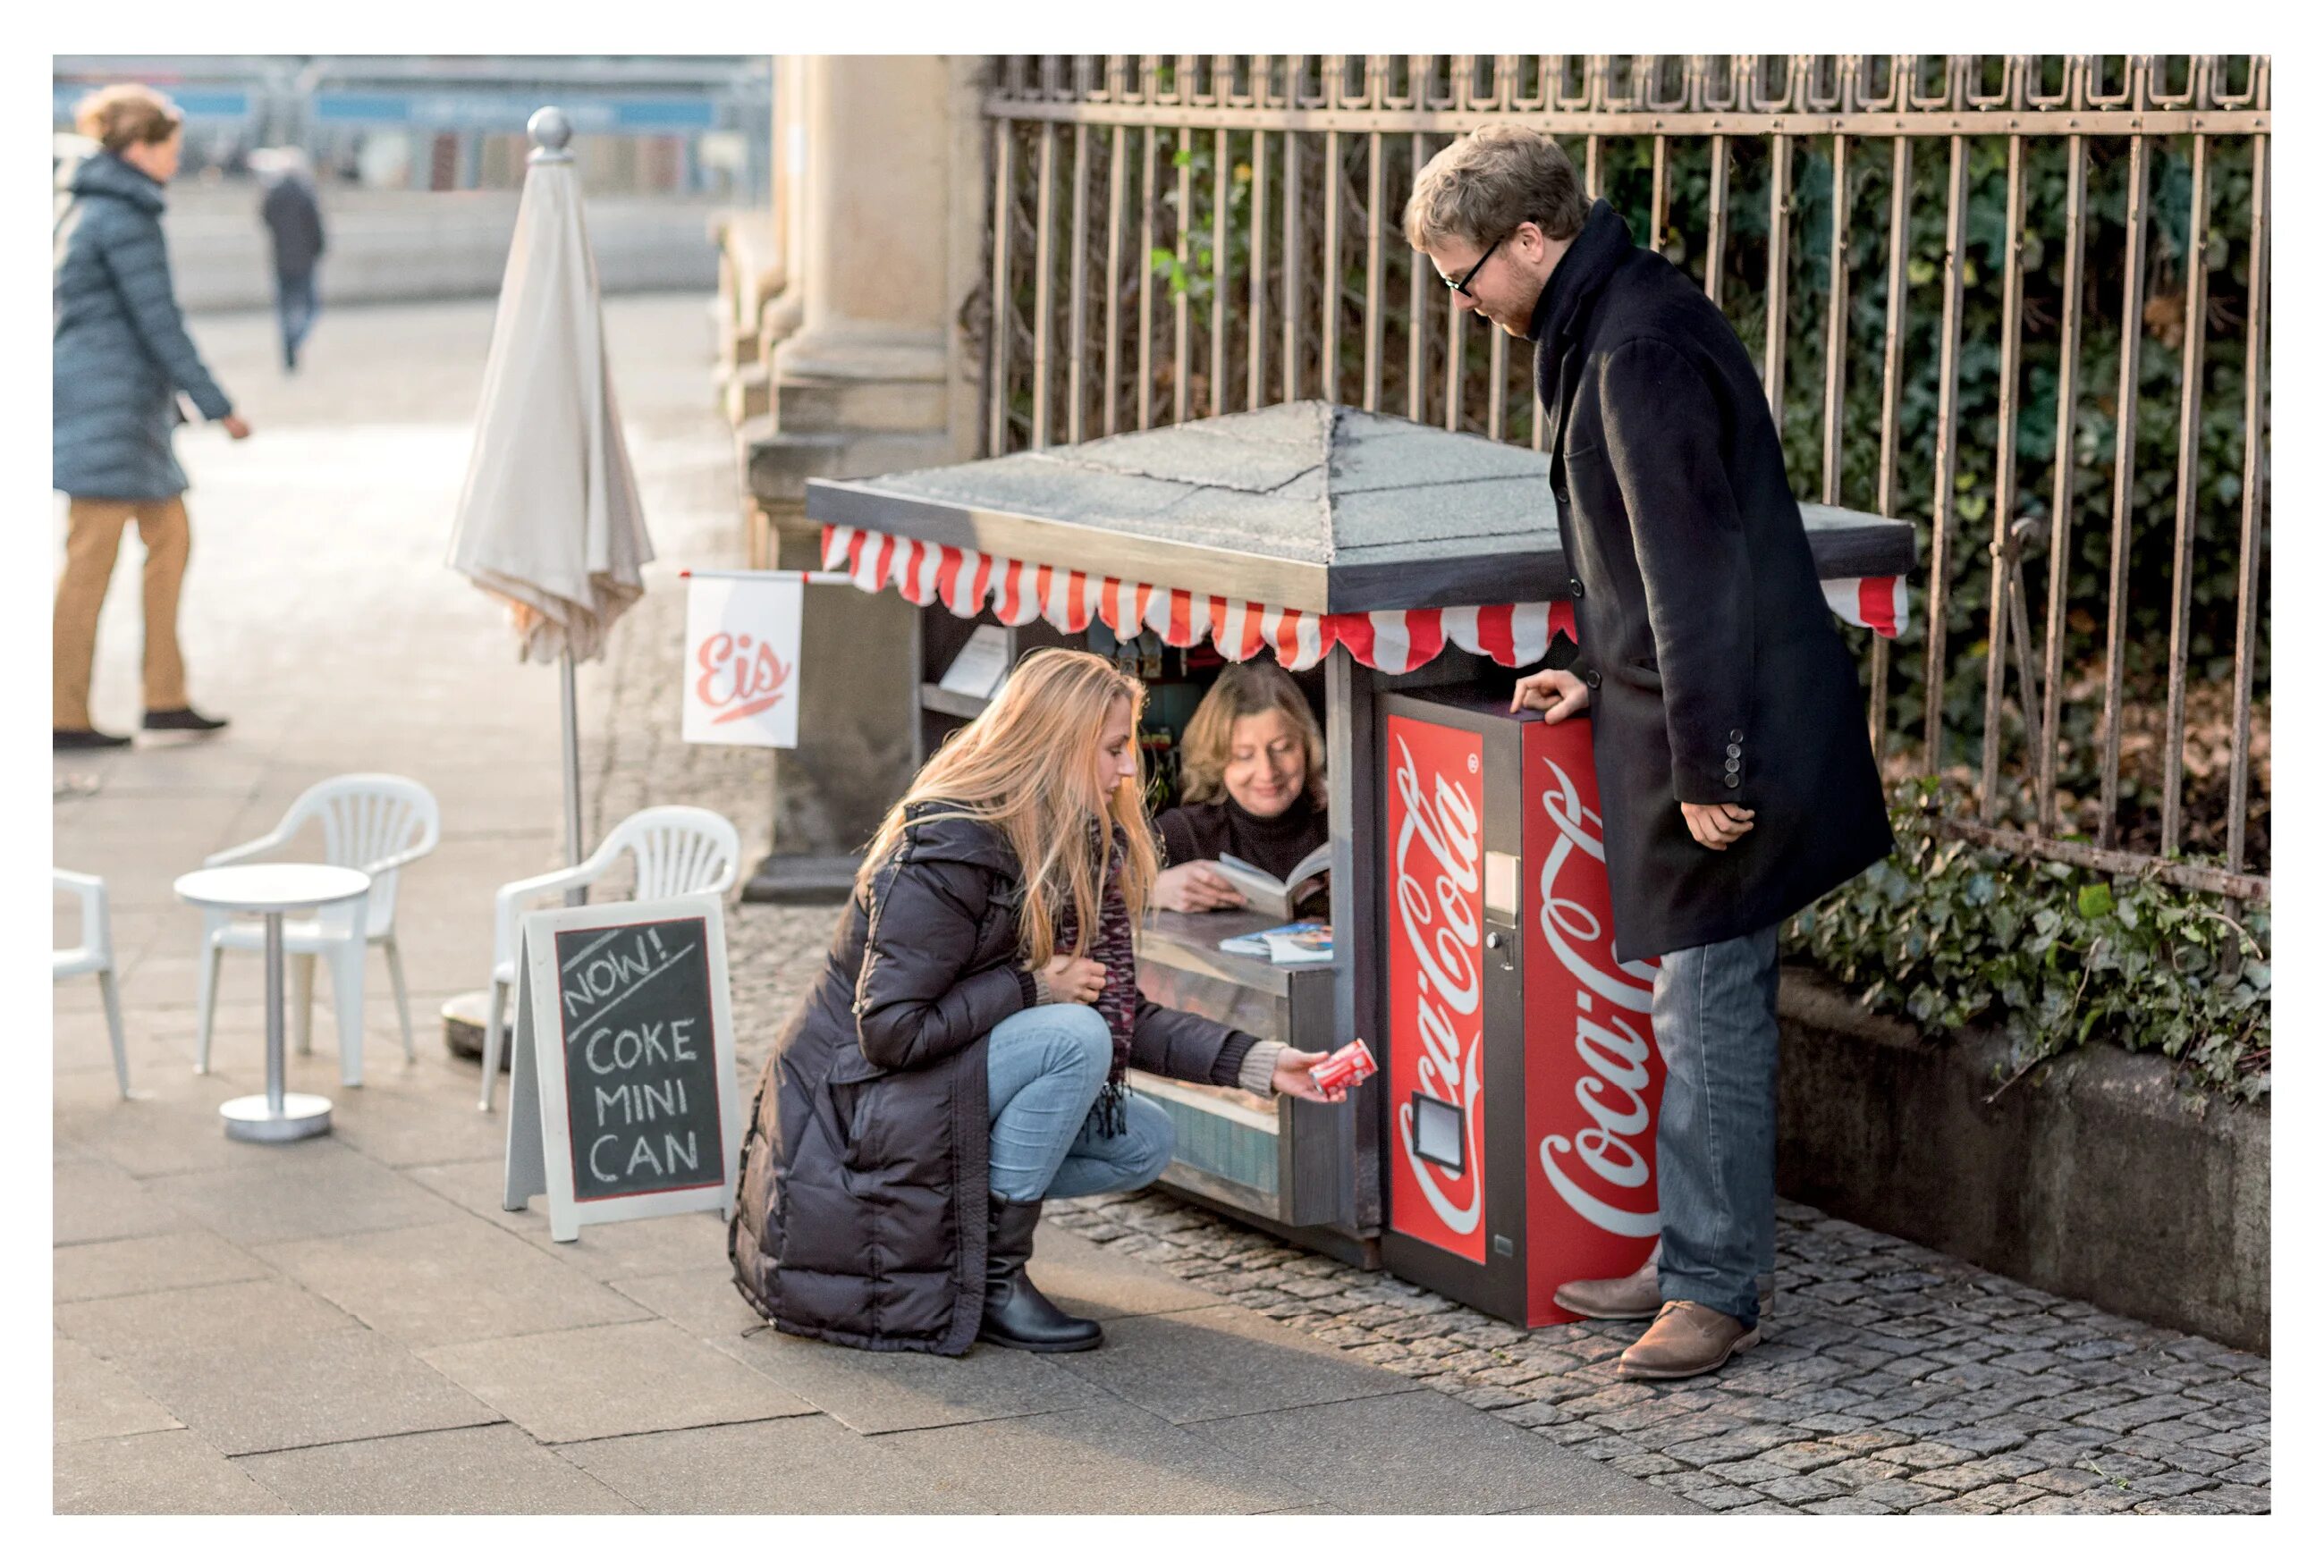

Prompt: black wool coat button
[{"left": 1584, "top": 668, "right": 1602, "bottom": 689}]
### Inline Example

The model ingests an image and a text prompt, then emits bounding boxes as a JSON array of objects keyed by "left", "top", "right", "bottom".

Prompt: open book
[{"left": 1213, "top": 844, "right": 1332, "bottom": 920}]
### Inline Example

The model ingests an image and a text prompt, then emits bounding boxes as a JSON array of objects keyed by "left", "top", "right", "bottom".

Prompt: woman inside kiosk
[
  {"left": 1150, "top": 661, "right": 1330, "bottom": 914},
  {"left": 730, "top": 649, "right": 1346, "bottom": 1356}
]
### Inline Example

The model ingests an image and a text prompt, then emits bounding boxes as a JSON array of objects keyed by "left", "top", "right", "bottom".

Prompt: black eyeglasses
[{"left": 1443, "top": 232, "right": 1507, "bottom": 298}]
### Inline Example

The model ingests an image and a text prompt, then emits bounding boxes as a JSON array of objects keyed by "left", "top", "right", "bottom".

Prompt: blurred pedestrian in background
[
  {"left": 53, "top": 83, "right": 248, "bottom": 751},
  {"left": 256, "top": 146, "right": 325, "bottom": 372}
]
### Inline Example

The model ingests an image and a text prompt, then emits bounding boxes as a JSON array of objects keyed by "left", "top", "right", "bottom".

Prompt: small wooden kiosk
[{"left": 806, "top": 400, "right": 1913, "bottom": 1316}]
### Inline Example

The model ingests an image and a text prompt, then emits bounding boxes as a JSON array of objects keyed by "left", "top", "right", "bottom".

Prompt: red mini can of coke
[{"left": 1309, "top": 1039, "right": 1377, "bottom": 1095}]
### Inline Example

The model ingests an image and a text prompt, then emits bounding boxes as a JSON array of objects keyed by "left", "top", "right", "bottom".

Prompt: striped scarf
[{"left": 1051, "top": 817, "right": 1137, "bottom": 1138}]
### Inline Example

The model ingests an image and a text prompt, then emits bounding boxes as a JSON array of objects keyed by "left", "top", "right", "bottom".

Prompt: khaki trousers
[{"left": 54, "top": 494, "right": 192, "bottom": 730}]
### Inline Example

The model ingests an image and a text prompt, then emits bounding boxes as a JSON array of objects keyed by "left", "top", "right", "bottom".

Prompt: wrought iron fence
[{"left": 980, "top": 55, "right": 2269, "bottom": 899}]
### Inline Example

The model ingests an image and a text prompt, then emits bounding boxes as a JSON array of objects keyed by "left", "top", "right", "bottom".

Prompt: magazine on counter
[
  {"left": 1212, "top": 845, "right": 1332, "bottom": 919},
  {"left": 1218, "top": 920, "right": 1334, "bottom": 966}
]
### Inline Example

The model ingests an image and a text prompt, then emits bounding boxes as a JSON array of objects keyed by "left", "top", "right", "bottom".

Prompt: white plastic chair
[
  {"left": 55, "top": 870, "right": 131, "bottom": 1098},
  {"left": 196, "top": 774, "right": 440, "bottom": 1089},
  {"left": 480, "top": 805, "right": 740, "bottom": 1110}
]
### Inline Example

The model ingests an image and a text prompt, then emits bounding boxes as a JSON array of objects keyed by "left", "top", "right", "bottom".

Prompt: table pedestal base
[
  {"left": 221, "top": 1092, "right": 333, "bottom": 1142},
  {"left": 175, "top": 868, "right": 371, "bottom": 1150}
]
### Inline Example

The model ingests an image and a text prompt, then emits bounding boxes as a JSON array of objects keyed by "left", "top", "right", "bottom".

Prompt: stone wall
[{"left": 1776, "top": 968, "right": 2270, "bottom": 1353}]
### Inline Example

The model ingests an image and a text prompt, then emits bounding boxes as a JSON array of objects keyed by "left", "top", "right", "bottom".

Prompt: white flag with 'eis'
[{"left": 682, "top": 577, "right": 803, "bottom": 748}]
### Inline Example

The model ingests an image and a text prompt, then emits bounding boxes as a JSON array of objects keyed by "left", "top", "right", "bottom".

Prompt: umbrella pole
[{"left": 561, "top": 650, "right": 586, "bottom": 907}]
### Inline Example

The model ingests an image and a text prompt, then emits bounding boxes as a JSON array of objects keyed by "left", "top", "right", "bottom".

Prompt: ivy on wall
[{"left": 1784, "top": 780, "right": 2270, "bottom": 1106}]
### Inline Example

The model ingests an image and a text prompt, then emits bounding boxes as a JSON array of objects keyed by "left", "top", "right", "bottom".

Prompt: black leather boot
[{"left": 977, "top": 1196, "right": 1101, "bottom": 1353}]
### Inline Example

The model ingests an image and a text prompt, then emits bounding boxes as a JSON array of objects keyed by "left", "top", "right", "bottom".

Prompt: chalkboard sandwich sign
[{"left": 502, "top": 895, "right": 740, "bottom": 1242}]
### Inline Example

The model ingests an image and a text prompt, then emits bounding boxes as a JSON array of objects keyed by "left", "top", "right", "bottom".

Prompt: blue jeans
[
  {"left": 275, "top": 272, "right": 318, "bottom": 367},
  {"left": 985, "top": 1004, "right": 1174, "bottom": 1203},
  {"left": 1652, "top": 924, "right": 1781, "bottom": 1329}
]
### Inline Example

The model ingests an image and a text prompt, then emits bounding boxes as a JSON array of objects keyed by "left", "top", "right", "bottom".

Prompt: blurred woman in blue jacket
[{"left": 53, "top": 84, "right": 248, "bottom": 749}]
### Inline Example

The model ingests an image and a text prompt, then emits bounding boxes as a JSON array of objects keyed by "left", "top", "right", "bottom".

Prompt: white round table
[{"left": 174, "top": 864, "right": 373, "bottom": 1142}]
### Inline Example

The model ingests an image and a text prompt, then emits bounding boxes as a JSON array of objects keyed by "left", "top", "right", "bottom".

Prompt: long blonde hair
[
  {"left": 858, "top": 647, "right": 1159, "bottom": 967},
  {"left": 1177, "top": 660, "right": 1327, "bottom": 809}
]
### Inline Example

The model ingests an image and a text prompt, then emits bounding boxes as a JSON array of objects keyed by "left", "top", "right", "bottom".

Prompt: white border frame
[{"left": 502, "top": 893, "right": 739, "bottom": 1243}]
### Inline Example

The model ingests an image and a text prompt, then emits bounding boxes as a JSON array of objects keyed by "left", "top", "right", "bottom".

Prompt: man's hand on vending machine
[
  {"left": 1511, "top": 668, "right": 1590, "bottom": 722},
  {"left": 1679, "top": 800, "right": 1756, "bottom": 850}
]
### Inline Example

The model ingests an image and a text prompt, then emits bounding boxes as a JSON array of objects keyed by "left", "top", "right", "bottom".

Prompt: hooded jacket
[{"left": 54, "top": 151, "right": 232, "bottom": 500}]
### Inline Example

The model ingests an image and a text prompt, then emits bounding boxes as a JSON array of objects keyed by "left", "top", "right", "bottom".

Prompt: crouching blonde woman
[{"left": 731, "top": 648, "right": 1345, "bottom": 1354}]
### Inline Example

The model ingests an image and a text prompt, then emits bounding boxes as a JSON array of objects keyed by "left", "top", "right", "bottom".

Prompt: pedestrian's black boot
[
  {"left": 53, "top": 728, "right": 131, "bottom": 751},
  {"left": 142, "top": 706, "right": 229, "bottom": 734},
  {"left": 976, "top": 1196, "right": 1101, "bottom": 1353}
]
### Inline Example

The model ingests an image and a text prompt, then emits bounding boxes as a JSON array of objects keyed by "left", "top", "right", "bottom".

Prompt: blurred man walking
[{"left": 258, "top": 148, "right": 326, "bottom": 372}]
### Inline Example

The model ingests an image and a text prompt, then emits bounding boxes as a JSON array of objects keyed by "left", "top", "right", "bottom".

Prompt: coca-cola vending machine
[{"left": 1376, "top": 685, "right": 1667, "bottom": 1328}]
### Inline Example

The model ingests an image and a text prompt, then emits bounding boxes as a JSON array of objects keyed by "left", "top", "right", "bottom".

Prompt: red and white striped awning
[{"left": 824, "top": 523, "right": 1906, "bottom": 676}]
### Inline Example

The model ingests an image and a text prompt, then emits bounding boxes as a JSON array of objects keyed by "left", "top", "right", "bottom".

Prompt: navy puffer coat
[{"left": 53, "top": 152, "right": 233, "bottom": 500}]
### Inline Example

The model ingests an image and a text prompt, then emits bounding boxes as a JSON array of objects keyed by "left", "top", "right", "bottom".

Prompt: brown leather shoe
[
  {"left": 1552, "top": 1252, "right": 1661, "bottom": 1320},
  {"left": 1617, "top": 1301, "right": 1762, "bottom": 1381}
]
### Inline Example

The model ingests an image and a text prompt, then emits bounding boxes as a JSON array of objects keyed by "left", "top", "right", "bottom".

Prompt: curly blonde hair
[{"left": 1403, "top": 123, "right": 1588, "bottom": 253}]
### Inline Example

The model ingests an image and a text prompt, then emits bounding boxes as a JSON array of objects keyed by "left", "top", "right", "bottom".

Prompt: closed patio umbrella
[{"left": 447, "top": 106, "right": 654, "bottom": 877}]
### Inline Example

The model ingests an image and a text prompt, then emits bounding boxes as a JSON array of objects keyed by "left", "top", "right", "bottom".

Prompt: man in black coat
[{"left": 1407, "top": 126, "right": 1892, "bottom": 1379}]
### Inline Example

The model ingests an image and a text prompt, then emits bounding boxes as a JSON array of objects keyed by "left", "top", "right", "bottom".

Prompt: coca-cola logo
[
  {"left": 1532, "top": 758, "right": 1661, "bottom": 1239},
  {"left": 693, "top": 631, "right": 792, "bottom": 727},
  {"left": 1390, "top": 734, "right": 1485, "bottom": 1236}
]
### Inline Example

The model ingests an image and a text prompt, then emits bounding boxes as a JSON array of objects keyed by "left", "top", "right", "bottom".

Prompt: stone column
[
  {"left": 742, "top": 55, "right": 989, "bottom": 901},
  {"left": 739, "top": 55, "right": 807, "bottom": 569},
  {"left": 757, "top": 55, "right": 808, "bottom": 362}
]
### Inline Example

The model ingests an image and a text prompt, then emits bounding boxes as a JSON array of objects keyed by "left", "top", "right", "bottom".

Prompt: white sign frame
[
  {"left": 682, "top": 573, "right": 804, "bottom": 748},
  {"left": 503, "top": 893, "right": 741, "bottom": 1242}
]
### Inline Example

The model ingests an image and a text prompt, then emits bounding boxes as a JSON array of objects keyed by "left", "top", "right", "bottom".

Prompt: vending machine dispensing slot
[{"left": 1410, "top": 1094, "right": 1466, "bottom": 1173}]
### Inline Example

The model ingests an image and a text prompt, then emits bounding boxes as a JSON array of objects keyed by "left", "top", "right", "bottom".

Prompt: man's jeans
[
  {"left": 985, "top": 1003, "right": 1174, "bottom": 1203},
  {"left": 275, "top": 271, "right": 318, "bottom": 368},
  {"left": 1652, "top": 924, "right": 1781, "bottom": 1329}
]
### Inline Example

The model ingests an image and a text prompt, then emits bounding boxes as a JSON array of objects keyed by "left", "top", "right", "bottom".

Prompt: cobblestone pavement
[
  {"left": 590, "top": 380, "right": 2270, "bottom": 1524},
  {"left": 1041, "top": 1193, "right": 2270, "bottom": 1515}
]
